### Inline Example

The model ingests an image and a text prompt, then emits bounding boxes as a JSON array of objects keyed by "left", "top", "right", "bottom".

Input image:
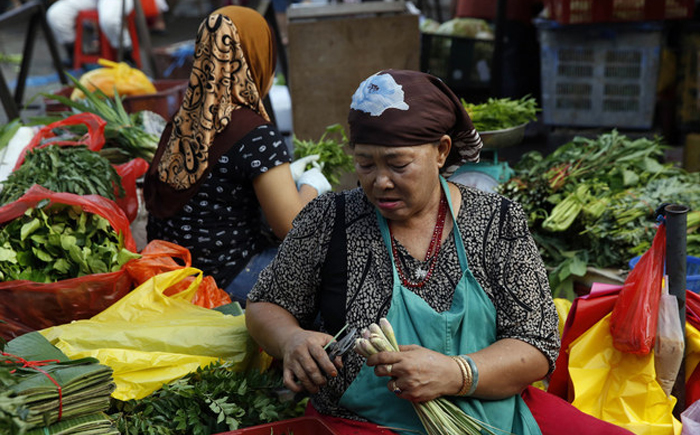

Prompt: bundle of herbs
[
  {"left": 0, "top": 145, "right": 124, "bottom": 205},
  {"left": 293, "top": 124, "right": 355, "bottom": 188},
  {"left": 499, "top": 130, "right": 700, "bottom": 298},
  {"left": 38, "top": 74, "right": 160, "bottom": 164},
  {"left": 110, "top": 361, "right": 306, "bottom": 435},
  {"left": 354, "top": 319, "right": 497, "bottom": 435},
  {"left": 0, "top": 203, "right": 140, "bottom": 282},
  {"left": 1, "top": 332, "right": 118, "bottom": 435}
]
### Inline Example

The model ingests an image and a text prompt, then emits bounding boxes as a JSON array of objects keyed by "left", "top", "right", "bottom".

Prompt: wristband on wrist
[{"left": 459, "top": 355, "right": 479, "bottom": 396}]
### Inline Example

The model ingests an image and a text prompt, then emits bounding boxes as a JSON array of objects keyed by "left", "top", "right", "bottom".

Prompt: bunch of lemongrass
[{"left": 355, "top": 318, "right": 498, "bottom": 435}]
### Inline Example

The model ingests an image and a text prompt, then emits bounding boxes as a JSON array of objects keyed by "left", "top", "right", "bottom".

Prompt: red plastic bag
[
  {"left": 124, "top": 240, "right": 232, "bottom": 309},
  {"left": 0, "top": 185, "right": 136, "bottom": 340},
  {"left": 13, "top": 112, "right": 107, "bottom": 170},
  {"left": 114, "top": 157, "right": 149, "bottom": 222},
  {"left": 609, "top": 223, "right": 666, "bottom": 354},
  {"left": 12, "top": 112, "right": 148, "bottom": 222}
]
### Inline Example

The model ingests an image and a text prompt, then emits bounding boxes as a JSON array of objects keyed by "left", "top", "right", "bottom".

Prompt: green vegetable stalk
[
  {"left": 40, "top": 73, "right": 159, "bottom": 163},
  {"left": 499, "top": 130, "right": 700, "bottom": 298},
  {"left": 293, "top": 124, "right": 354, "bottom": 187}
]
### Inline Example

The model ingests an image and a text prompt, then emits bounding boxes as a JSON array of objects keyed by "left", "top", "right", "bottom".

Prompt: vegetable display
[
  {"left": 40, "top": 73, "right": 160, "bottom": 163},
  {"left": 354, "top": 318, "right": 496, "bottom": 435},
  {"left": 110, "top": 362, "right": 306, "bottom": 435},
  {"left": 0, "top": 204, "right": 140, "bottom": 282},
  {"left": 499, "top": 130, "right": 700, "bottom": 298},
  {"left": 293, "top": 124, "right": 355, "bottom": 187},
  {"left": 462, "top": 95, "right": 538, "bottom": 132},
  {"left": 0, "top": 145, "right": 124, "bottom": 205}
]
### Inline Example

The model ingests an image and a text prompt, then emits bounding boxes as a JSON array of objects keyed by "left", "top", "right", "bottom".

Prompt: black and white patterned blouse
[
  {"left": 147, "top": 124, "right": 291, "bottom": 289},
  {"left": 248, "top": 183, "right": 560, "bottom": 420}
]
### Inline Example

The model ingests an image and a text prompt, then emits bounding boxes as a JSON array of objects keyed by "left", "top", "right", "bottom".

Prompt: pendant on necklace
[{"left": 415, "top": 267, "right": 428, "bottom": 280}]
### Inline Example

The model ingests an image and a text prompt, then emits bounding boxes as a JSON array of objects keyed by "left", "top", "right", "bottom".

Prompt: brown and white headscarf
[
  {"left": 347, "top": 69, "right": 483, "bottom": 177},
  {"left": 157, "top": 6, "right": 276, "bottom": 190}
]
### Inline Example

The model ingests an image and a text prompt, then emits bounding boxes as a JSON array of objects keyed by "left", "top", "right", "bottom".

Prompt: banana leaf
[
  {"left": 2, "top": 333, "right": 116, "bottom": 432},
  {"left": 25, "top": 412, "right": 119, "bottom": 435}
]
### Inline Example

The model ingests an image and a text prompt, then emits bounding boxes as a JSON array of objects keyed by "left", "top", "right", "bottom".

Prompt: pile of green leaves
[
  {"left": 37, "top": 73, "right": 159, "bottom": 164},
  {"left": 1, "top": 332, "right": 119, "bottom": 435},
  {"left": 461, "top": 95, "right": 538, "bottom": 131},
  {"left": 110, "top": 362, "right": 306, "bottom": 435},
  {"left": 0, "top": 204, "right": 140, "bottom": 282},
  {"left": 0, "top": 145, "right": 124, "bottom": 205},
  {"left": 499, "top": 130, "right": 700, "bottom": 298},
  {"left": 293, "top": 124, "right": 355, "bottom": 187}
]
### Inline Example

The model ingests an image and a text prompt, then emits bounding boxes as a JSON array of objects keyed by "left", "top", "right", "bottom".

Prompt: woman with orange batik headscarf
[{"left": 144, "top": 6, "right": 331, "bottom": 306}]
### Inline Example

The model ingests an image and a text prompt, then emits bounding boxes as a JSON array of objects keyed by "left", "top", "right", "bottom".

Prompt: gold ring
[{"left": 392, "top": 380, "right": 401, "bottom": 395}]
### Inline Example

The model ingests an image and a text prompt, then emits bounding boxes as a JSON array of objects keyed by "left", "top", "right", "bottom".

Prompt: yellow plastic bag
[
  {"left": 40, "top": 267, "right": 259, "bottom": 401},
  {"left": 568, "top": 312, "right": 682, "bottom": 435},
  {"left": 554, "top": 297, "right": 572, "bottom": 338},
  {"left": 70, "top": 59, "right": 156, "bottom": 100}
]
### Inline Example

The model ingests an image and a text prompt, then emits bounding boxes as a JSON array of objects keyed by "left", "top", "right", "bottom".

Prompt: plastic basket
[
  {"left": 420, "top": 32, "right": 493, "bottom": 94},
  {"left": 536, "top": 19, "right": 663, "bottom": 129},
  {"left": 214, "top": 417, "right": 338, "bottom": 435},
  {"left": 544, "top": 0, "right": 693, "bottom": 24},
  {"left": 44, "top": 80, "right": 188, "bottom": 121},
  {"left": 629, "top": 255, "right": 700, "bottom": 293}
]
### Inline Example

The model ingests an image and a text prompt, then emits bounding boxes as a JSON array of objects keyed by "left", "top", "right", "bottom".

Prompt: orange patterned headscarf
[{"left": 157, "top": 6, "right": 276, "bottom": 190}]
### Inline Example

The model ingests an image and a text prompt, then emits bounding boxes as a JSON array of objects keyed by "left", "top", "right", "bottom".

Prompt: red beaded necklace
[{"left": 389, "top": 193, "right": 448, "bottom": 289}]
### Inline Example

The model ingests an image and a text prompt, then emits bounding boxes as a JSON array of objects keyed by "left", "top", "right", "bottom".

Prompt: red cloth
[
  {"left": 307, "top": 387, "right": 634, "bottom": 435},
  {"left": 522, "top": 386, "right": 635, "bottom": 435},
  {"left": 454, "top": 0, "right": 540, "bottom": 23},
  {"left": 305, "top": 404, "right": 399, "bottom": 435}
]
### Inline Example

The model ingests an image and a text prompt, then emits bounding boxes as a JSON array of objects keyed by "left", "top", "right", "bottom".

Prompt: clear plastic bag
[{"left": 654, "top": 280, "right": 685, "bottom": 397}]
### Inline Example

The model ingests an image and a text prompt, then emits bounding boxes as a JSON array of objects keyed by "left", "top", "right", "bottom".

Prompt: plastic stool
[{"left": 73, "top": 9, "right": 142, "bottom": 70}]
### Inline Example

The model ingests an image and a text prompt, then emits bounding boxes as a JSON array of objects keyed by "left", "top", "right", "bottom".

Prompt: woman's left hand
[{"left": 365, "top": 344, "right": 461, "bottom": 402}]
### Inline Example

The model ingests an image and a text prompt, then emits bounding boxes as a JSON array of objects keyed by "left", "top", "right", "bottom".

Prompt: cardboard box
[{"left": 287, "top": 2, "right": 420, "bottom": 142}]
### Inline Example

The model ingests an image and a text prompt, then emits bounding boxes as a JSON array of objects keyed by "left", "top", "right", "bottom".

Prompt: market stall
[{"left": 1, "top": 1, "right": 700, "bottom": 434}]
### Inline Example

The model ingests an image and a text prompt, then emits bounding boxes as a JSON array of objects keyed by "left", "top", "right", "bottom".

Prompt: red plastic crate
[
  {"left": 215, "top": 416, "right": 339, "bottom": 435},
  {"left": 544, "top": 0, "right": 693, "bottom": 24}
]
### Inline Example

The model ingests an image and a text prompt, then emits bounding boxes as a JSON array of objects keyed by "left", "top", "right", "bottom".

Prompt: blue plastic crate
[
  {"left": 536, "top": 19, "right": 663, "bottom": 129},
  {"left": 629, "top": 255, "right": 700, "bottom": 293}
]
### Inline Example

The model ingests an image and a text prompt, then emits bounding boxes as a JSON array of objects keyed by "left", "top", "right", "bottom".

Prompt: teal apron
[{"left": 338, "top": 177, "right": 541, "bottom": 435}]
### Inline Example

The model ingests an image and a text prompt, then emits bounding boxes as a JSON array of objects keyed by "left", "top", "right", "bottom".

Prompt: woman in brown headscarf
[
  {"left": 144, "top": 6, "right": 330, "bottom": 305},
  {"left": 244, "top": 69, "right": 563, "bottom": 434}
]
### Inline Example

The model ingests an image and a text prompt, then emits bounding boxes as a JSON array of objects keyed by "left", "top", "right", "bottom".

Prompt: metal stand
[
  {"left": 667, "top": 203, "right": 689, "bottom": 417},
  {"left": 0, "top": 0, "right": 67, "bottom": 120}
]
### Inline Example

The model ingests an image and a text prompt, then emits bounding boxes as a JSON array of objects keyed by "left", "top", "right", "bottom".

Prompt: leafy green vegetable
[
  {"left": 0, "top": 204, "right": 140, "bottom": 282},
  {"left": 110, "top": 362, "right": 306, "bottom": 435},
  {"left": 462, "top": 95, "right": 538, "bottom": 131},
  {"left": 0, "top": 145, "right": 124, "bottom": 205},
  {"left": 293, "top": 124, "right": 354, "bottom": 187},
  {"left": 499, "top": 130, "right": 700, "bottom": 298},
  {"left": 0, "top": 119, "right": 22, "bottom": 152},
  {"left": 39, "top": 73, "right": 159, "bottom": 163}
]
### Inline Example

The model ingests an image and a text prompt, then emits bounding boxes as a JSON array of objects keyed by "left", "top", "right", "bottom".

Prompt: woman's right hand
[{"left": 282, "top": 329, "right": 341, "bottom": 394}]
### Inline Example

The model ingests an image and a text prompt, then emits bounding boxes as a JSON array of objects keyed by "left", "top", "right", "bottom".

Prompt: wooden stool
[{"left": 73, "top": 9, "right": 142, "bottom": 70}]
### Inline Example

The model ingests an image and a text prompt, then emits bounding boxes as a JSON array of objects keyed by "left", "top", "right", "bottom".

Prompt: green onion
[{"left": 354, "top": 318, "right": 502, "bottom": 435}]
